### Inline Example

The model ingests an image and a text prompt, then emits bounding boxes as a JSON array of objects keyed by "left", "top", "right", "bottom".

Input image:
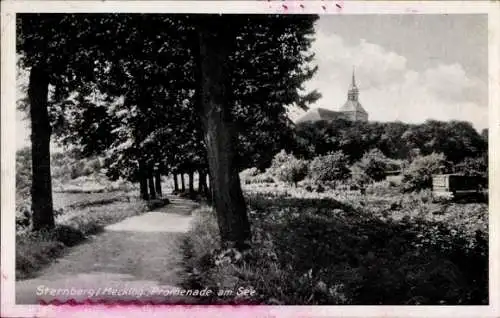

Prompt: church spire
[
  {"left": 348, "top": 66, "right": 359, "bottom": 101},
  {"left": 351, "top": 66, "right": 356, "bottom": 88}
]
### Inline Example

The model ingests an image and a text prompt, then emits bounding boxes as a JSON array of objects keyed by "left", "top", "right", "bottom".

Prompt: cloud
[{"left": 304, "top": 30, "right": 488, "bottom": 130}]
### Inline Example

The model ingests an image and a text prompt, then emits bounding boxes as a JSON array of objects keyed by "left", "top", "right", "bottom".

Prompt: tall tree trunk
[
  {"left": 173, "top": 173, "right": 179, "bottom": 193},
  {"left": 198, "top": 170, "right": 205, "bottom": 192},
  {"left": 188, "top": 171, "right": 194, "bottom": 194},
  {"left": 29, "top": 64, "right": 55, "bottom": 231},
  {"left": 155, "top": 170, "right": 162, "bottom": 197},
  {"left": 139, "top": 161, "right": 149, "bottom": 200},
  {"left": 148, "top": 171, "right": 156, "bottom": 200},
  {"left": 197, "top": 18, "right": 251, "bottom": 248},
  {"left": 180, "top": 173, "right": 185, "bottom": 192}
]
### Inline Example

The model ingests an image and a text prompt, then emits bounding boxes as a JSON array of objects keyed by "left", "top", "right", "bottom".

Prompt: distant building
[{"left": 296, "top": 68, "right": 369, "bottom": 124}]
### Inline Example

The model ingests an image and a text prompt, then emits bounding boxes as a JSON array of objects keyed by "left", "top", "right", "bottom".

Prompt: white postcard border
[{"left": 1, "top": 1, "right": 499, "bottom": 317}]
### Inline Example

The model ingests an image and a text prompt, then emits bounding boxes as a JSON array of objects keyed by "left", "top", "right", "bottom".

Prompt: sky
[
  {"left": 295, "top": 14, "right": 489, "bottom": 130},
  {"left": 16, "top": 14, "right": 489, "bottom": 150}
]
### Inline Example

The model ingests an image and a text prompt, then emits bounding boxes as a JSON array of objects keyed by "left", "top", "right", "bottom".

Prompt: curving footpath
[{"left": 16, "top": 197, "right": 200, "bottom": 305}]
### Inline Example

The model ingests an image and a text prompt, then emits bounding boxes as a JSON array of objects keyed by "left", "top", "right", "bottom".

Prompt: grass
[
  {"left": 184, "top": 180, "right": 488, "bottom": 305},
  {"left": 15, "top": 192, "right": 167, "bottom": 281}
]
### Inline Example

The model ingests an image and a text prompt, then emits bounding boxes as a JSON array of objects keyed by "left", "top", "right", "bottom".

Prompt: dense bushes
[
  {"left": 271, "top": 150, "right": 308, "bottom": 187},
  {"left": 240, "top": 167, "right": 275, "bottom": 185},
  {"left": 184, "top": 191, "right": 488, "bottom": 305},
  {"left": 309, "top": 151, "right": 351, "bottom": 187},
  {"left": 454, "top": 156, "right": 488, "bottom": 179},
  {"left": 357, "top": 149, "right": 390, "bottom": 182},
  {"left": 402, "top": 153, "right": 451, "bottom": 192}
]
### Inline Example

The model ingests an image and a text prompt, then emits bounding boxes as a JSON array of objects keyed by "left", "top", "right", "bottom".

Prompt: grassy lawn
[{"left": 183, "top": 180, "right": 488, "bottom": 305}]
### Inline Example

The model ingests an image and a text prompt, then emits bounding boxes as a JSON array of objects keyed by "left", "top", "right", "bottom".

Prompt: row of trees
[
  {"left": 18, "top": 14, "right": 320, "bottom": 249},
  {"left": 293, "top": 119, "right": 488, "bottom": 164}
]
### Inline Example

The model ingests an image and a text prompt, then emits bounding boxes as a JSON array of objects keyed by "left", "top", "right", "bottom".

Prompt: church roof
[
  {"left": 295, "top": 107, "right": 344, "bottom": 123},
  {"left": 340, "top": 100, "right": 368, "bottom": 114}
]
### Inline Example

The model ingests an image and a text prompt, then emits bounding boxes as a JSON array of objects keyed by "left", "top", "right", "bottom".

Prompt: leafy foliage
[
  {"left": 350, "top": 163, "right": 372, "bottom": 188},
  {"left": 271, "top": 151, "right": 308, "bottom": 186},
  {"left": 309, "top": 151, "right": 351, "bottom": 185},
  {"left": 402, "top": 153, "right": 451, "bottom": 192},
  {"left": 185, "top": 187, "right": 487, "bottom": 305},
  {"left": 356, "top": 148, "right": 392, "bottom": 182},
  {"left": 454, "top": 157, "right": 488, "bottom": 179},
  {"left": 295, "top": 119, "right": 487, "bottom": 166}
]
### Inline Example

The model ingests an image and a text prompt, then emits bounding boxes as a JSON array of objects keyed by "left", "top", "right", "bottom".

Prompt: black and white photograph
[{"left": 1, "top": 1, "right": 499, "bottom": 317}]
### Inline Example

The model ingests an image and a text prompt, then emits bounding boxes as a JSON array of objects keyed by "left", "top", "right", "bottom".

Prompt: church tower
[
  {"left": 340, "top": 67, "right": 368, "bottom": 122},
  {"left": 348, "top": 68, "right": 359, "bottom": 101}
]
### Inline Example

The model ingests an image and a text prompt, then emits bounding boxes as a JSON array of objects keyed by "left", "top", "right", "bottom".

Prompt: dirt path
[{"left": 16, "top": 197, "right": 200, "bottom": 304}]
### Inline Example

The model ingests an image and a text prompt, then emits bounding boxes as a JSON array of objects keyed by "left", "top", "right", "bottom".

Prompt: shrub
[
  {"left": 357, "top": 149, "right": 389, "bottom": 182},
  {"left": 240, "top": 168, "right": 275, "bottom": 185},
  {"left": 350, "top": 163, "right": 371, "bottom": 189},
  {"left": 253, "top": 172, "right": 275, "bottom": 184},
  {"left": 240, "top": 167, "right": 260, "bottom": 180},
  {"left": 269, "top": 149, "right": 291, "bottom": 174},
  {"left": 272, "top": 151, "right": 308, "bottom": 187},
  {"left": 276, "top": 159, "right": 308, "bottom": 187},
  {"left": 184, "top": 195, "right": 488, "bottom": 305},
  {"left": 402, "top": 153, "right": 451, "bottom": 192},
  {"left": 454, "top": 157, "right": 488, "bottom": 181},
  {"left": 309, "top": 151, "right": 351, "bottom": 187}
]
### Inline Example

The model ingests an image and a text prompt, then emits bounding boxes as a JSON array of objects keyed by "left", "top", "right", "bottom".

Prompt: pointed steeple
[
  {"left": 351, "top": 66, "right": 357, "bottom": 89},
  {"left": 347, "top": 66, "right": 359, "bottom": 101},
  {"left": 341, "top": 66, "right": 368, "bottom": 122}
]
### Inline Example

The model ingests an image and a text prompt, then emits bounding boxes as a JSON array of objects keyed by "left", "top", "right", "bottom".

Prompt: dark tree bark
[
  {"left": 29, "top": 64, "right": 55, "bottom": 231},
  {"left": 155, "top": 170, "right": 162, "bottom": 197},
  {"left": 188, "top": 171, "right": 194, "bottom": 194},
  {"left": 173, "top": 173, "right": 179, "bottom": 193},
  {"left": 180, "top": 173, "right": 186, "bottom": 192},
  {"left": 148, "top": 171, "right": 156, "bottom": 200},
  {"left": 197, "top": 17, "right": 251, "bottom": 248},
  {"left": 139, "top": 161, "right": 149, "bottom": 200},
  {"left": 198, "top": 170, "right": 205, "bottom": 192}
]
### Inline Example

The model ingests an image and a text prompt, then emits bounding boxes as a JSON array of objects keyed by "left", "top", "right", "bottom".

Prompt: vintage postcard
[{"left": 1, "top": 1, "right": 499, "bottom": 317}]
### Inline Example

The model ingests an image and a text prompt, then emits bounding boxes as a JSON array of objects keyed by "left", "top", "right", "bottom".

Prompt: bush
[
  {"left": 241, "top": 167, "right": 260, "bottom": 178},
  {"left": 357, "top": 149, "right": 389, "bottom": 182},
  {"left": 350, "top": 163, "right": 372, "bottom": 189},
  {"left": 16, "top": 230, "right": 66, "bottom": 280},
  {"left": 454, "top": 157, "right": 488, "bottom": 181},
  {"left": 272, "top": 151, "right": 308, "bottom": 187},
  {"left": 252, "top": 172, "right": 275, "bottom": 184},
  {"left": 402, "top": 153, "right": 451, "bottom": 192},
  {"left": 309, "top": 151, "right": 350, "bottom": 187},
  {"left": 269, "top": 150, "right": 291, "bottom": 173},
  {"left": 240, "top": 168, "right": 275, "bottom": 185},
  {"left": 184, "top": 195, "right": 488, "bottom": 305}
]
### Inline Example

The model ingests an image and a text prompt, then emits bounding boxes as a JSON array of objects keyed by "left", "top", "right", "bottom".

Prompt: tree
[
  {"left": 401, "top": 120, "right": 486, "bottom": 163},
  {"left": 195, "top": 15, "right": 251, "bottom": 248},
  {"left": 357, "top": 148, "right": 389, "bottom": 182},
  {"left": 454, "top": 157, "right": 488, "bottom": 180},
  {"left": 309, "top": 151, "right": 351, "bottom": 187},
  {"left": 17, "top": 14, "right": 126, "bottom": 230},
  {"left": 402, "top": 153, "right": 451, "bottom": 192},
  {"left": 481, "top": 128, "right": 488, "bottom": 143},
  {"left": 273, "top": 151, "right": 309, "bottom": 187},
  {"left": 21, "top": 14, "right": 320, "bottom": 248}
]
